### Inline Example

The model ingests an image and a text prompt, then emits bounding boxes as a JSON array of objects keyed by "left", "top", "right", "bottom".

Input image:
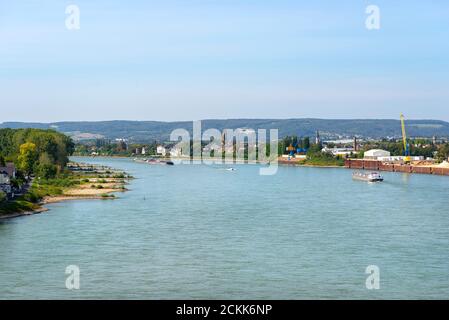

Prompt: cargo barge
[
  {"left": 352, "top": 171, "right": 384, "bottom": 182},
  {"left": 134, "top": 158, "right": 174, "bottom": 165}
]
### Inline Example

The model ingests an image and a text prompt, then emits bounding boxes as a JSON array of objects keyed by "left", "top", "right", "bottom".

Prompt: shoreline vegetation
[
  {"left": 0, "top": 162, "right": 132, "bottom": 219},
  {"left": 3, "top": 127, "right": 449, "bottom": 218},
  {"left": 0, "top": 127, "right": 133, "bottom": 219},
  {"left": 80, "top": 154, "right": 345, "bottom": 168},
  {"left": 72, "top": 134, "right": 347, "bottom": 167}
]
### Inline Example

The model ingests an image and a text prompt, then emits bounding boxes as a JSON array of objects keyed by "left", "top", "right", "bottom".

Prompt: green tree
[
  {"left": 17, "top": 142, "right": 38, "bottom": 175},
  {"left": 437, "top": 143, "right": 449, "bottom": 162},
  {"left": 303, "top": 137, "right": 310, "bottom": 149},
  {"left": 38, "top": 152, "right": 53, "bottom": 166},
  {"left": 36, "top": 163, "right": 57, "bottom": 179}
]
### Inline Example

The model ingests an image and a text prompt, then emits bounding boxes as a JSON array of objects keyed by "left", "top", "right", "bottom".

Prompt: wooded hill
[{"left": 2, "top": 119, "right": 449, "bottom": 142}]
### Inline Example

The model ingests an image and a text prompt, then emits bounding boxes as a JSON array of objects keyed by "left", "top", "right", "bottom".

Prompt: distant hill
[{"left": 2, "top": 119, "right": 449, "bottom": 142}]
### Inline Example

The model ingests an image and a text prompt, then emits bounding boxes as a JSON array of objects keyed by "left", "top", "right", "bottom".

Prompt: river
[{"left": 1, "top": 157, "right": 448, "bottom": 299}]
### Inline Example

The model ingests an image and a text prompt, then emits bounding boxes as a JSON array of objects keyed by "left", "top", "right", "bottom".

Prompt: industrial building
[{"left": 364, "top": 149, "right": 391, "bottom": 160}]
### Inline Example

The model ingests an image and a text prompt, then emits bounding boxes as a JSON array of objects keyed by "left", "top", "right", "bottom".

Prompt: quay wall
[
  {"left": 413, "top": 166, "right": 432, "bottom": 175},
  {"left": 345, "top": 159, "right": 449, "bottom": 177}
]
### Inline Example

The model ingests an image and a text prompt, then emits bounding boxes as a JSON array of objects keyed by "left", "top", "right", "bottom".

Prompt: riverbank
[
  {"left": 93, "top": 154, "right": 344, "bottom": 168},
  {"left": 0, "top": 162, "right": 131, "bottom": 219},
  {"left": 277, "top": 158, "right": 344, "bottom": 168},
  {"left": 3, "top": 156, "right": 449, "bottom": 299},
  {"left": 0, "top": 207, "right": 49, "bottom": 219},
  {"left": 345, "top": 159, "right": 449, "bottom": 176},
  {"left": 42, "top": 177, "right": 127, "bottom": 203}
]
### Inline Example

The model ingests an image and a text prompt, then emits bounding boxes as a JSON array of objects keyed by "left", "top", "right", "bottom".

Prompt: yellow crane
[{"left": 400, "top": 114, "right": 411, "bottom": 162}]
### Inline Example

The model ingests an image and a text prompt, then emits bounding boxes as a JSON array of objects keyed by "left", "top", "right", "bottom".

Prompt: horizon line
[{"left": 2, "top": 117, "right": 449, "bottom": 124}]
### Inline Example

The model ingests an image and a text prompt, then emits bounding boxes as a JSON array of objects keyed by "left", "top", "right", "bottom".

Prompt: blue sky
[{"left": 1, "top": 0, "right": 448, "bottom": 122}]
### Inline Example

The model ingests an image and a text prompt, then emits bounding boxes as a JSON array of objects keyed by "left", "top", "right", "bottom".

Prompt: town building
[
  {"left": 156, "top": 145, "right": 167, "bottom": 156},
  {"left": 0, "top": 172, "right": 12, "bottom": 195},
  {"left": 170, "top": 147, "right": 184, "bottom": 158},
  {"left": 0, "top": 163, "right": 16, "bottom": 197},
  {"left": 315, "top": 130, "right": 321, "bottom": 146},
  {"left": 0, "top": 163, "right": 16, "bottom": 179}
]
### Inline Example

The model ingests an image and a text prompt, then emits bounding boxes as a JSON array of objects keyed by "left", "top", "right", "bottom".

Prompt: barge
[
  {"left": 134, "top": 158, "right": 174, "bottom": 165},
  {"left": 352, "top": 171, "right": 384, "bottom": 182}
]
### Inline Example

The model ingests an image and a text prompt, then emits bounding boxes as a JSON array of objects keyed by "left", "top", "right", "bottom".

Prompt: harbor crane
[{"left": 400, "top": 114, "right": 411, "bottom": 163}]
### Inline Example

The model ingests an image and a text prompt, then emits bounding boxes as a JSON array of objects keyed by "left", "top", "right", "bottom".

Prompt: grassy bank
[
  {"left": 0, "top": 199, "right": 40, "bottom": 216},
  {"left": 299, "top": 156, "right": 345, "bottom": 167},
  {"left": 0, "top": 163, "right": 131, "bottom": 218},
  {"left": 279, "top": 153, "right": 345, "bottom": 167}
]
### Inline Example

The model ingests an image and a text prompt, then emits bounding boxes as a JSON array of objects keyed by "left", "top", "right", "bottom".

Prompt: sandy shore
[
  {"left": 42, "top": 195, "right": 115, "bottom": 204},
  {"left": 1, "top": 186, "right": 123, "bottom": 219},
  {"left": 42, "top": 179, "right": 127, "bottom": 204}
]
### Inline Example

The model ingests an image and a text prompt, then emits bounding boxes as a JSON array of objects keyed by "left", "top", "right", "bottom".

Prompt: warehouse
[{"left": 364, "top": 149, "right": 391, "bottom": 160}]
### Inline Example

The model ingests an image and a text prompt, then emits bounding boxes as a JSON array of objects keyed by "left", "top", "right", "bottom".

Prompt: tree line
[{"left": 0, "top": 128, "right": 74, "bottom": 180}]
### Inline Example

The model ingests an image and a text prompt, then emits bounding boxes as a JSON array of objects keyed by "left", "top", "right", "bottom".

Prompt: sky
[{"left": 1, "top": 0, "right": 448, "bottom": 122}]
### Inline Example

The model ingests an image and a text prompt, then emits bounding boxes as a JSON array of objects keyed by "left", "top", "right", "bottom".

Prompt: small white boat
[
  {"left": 225, "top": 167, "right": 236, "bottom": 171},
  {"left": 352, "top": 171, "right": 384, "bottom": 182}
]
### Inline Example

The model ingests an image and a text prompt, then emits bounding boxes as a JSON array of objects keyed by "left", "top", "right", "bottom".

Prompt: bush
[
  {"left": 10, "top": 178, "right": 24, "bottom": 189},
  {"left": 0, "top": 199, "right": 39, "bottom": 215},
  {"left": 304, "top": 149, "right": 345, "bottom": 166},
  {"left": 36, "top": 163, "right": 58, "bottom": 179},
  {"left": 24, "top": 183, "right": 64, "bottom": 203},
  {"left": 0, "top": 191, "right": 6, "bottom": 203},
  {"left": 22, "top": 191, "right": 42, "bottom": 203},
  {"left": 39, "top": 178, "right": 78, "bottom": 188}
]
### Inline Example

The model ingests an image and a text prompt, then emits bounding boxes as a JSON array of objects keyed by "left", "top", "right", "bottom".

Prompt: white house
[
  {"left": 0, "top": 163, "right": 16, "bottom": 179},
  {"left": 0, "top": 172, "right": 12, "bottom": 195},
  {"left": 156, "top": 145, "right": 167, "bottom": 156},
  {"left": 0, "top": 172, "right": 10, "bottom": 184},
  {"left": 170, "top": 147, "right": 183, "bottom": 157}
]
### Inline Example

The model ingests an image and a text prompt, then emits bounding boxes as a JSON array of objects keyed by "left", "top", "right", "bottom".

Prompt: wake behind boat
[{"left": 352, "top": 171, "right": 384, "bottom": 182}]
